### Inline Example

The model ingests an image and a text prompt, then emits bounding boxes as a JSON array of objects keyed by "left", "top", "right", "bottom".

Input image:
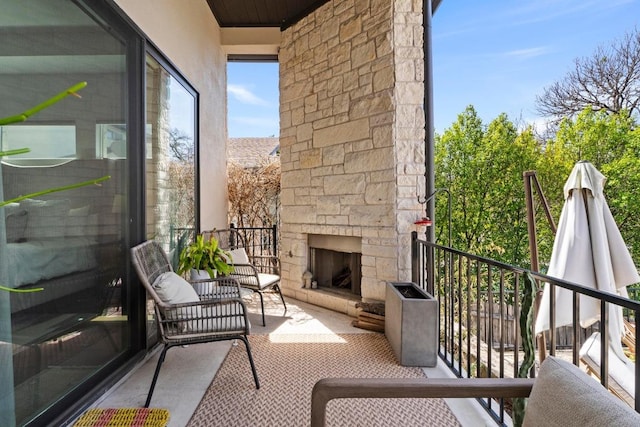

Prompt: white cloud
[
  {"left": 228, "top": 84, "right": 270, "bottom": 106},
  {"left": 231, "top": 116, "right": 278, "bottom": 127},
  {"left": 504, "top": 46, "right": 550, "bottom": 60}
]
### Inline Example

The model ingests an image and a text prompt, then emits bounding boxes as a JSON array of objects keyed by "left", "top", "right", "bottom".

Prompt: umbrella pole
[{"left": 524, "top": 171, "right": 555, "bottom": 365}]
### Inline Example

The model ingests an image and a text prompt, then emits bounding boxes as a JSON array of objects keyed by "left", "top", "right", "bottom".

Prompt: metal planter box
[{"left": 385, "top": 282, "right": 438, "bottom": 367}]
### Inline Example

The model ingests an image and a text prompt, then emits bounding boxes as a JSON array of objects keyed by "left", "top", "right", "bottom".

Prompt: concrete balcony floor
[{"left": 88, "top": 295, "right": 497, "bottom": 427}]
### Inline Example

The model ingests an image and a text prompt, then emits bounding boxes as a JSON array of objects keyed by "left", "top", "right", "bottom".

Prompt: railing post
[
  {"left": 411, "top": 231, "right": 418, "bottom": 285},
  {"left": 272, "top": 224, "right": 278, "bottom": 256},
  {"left": 636, "top": 309, "right": 639, "bottom": 412},
  {"left": 229, "top": 223, "right": 237, "bottom": 248}
]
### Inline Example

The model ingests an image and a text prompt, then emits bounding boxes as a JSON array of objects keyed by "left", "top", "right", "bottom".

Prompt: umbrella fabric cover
[{"left": 535, "top": 161, "right": 639, "bottom": 360}]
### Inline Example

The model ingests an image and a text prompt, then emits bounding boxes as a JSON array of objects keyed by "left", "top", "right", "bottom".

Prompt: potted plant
[{"left": 177, "top": 234, "right": 233, "bottom": 280}]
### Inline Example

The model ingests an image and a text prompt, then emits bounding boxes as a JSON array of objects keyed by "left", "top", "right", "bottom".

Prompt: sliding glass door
[
  {"left": 0, "top": 2, "right": 199, "bottom": 425},
  {"left": 0, "top": 2, "right": 130, "bottom": 425}
]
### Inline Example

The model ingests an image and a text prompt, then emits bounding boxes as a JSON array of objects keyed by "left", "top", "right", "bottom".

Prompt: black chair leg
[
  {"left": 274, "top": 284, "right": 287, "bottom": 312},
  {"left": 238, "top": 335, "right": 260, "bottom": 389},
  {"left": 145, "top": 345, "right": 169, "bottom": 408},
  {"left": 256, "top": 291, "right": 266, "bottom": 326}
]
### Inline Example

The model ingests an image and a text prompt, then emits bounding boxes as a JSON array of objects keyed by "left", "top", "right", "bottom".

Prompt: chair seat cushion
[
  {"left": 523, "top": 356, "right": 640, "bottom": 427},
  {"left": 579, "top": 332, "right": 635, "bottom": 398},
  {"left": 192, "top": 282, "right": 240, "bottom": 299},
  {"left": 257, "top": 273, "right": 280, "bottom": 289},
  {"left": 191, "top": 304, "right": 248, "bottom": 332},
  {"left": 238, "top": 273, "right": 279, "bottom": 290},
  {"left": 152, "top": 271, "right": 199, "bottom": 305}
]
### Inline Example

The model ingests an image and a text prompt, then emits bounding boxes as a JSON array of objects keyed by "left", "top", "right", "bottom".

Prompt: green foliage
[
  {"left": 513, "top": 273, "right": 537, "bottom": 427},
  {"left": 435, "top": 106, "right": 539, "bottom": 266},
  {"left": 177, "top": 234, "right": 233, "bottom": 279},
  {"left": 553, "top": 108, "right": 636, "bottom": 168},
  {"left": 436, "top": 105, "right": 640, "bottom": 272},
  {"left": 544, "top": 108, "right": 640, "bottom": 263}
]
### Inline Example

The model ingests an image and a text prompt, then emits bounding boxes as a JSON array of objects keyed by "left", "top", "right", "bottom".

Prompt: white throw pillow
[
  {"left": 152, "top": 271, "right": 201, "bottom": 332},
  {"left": 21, "top": 198, "right": 70, "bottom": 240},
  {"left": 152, "top": 271, "right": 199, "bottom": 305},
  {"left": 66, "top": 205, "right": 91, "bottom": 237},
  {"left": 229, "top": 248, "right": 250, "bottom": 264},
  {"left": 5, "top": 209, "right": 27, "bottom": 243}
]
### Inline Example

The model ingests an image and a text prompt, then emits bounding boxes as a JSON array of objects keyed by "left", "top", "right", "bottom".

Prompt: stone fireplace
[
  {"left": 277, "top": 0, "right": 426, "bottom": 315},
  {"left": 309, "top": 234, "right": 362, "bottom": 296}
]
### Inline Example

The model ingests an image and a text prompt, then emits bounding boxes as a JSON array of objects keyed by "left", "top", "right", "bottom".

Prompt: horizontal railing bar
[{"left": 419, "top": 239, "right": 640, "bottom": 310}]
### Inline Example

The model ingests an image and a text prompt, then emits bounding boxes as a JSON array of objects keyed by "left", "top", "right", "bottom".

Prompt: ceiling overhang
[
  {"left": 206, "top": 0, "right": 331, "bottom": 30},
  {"left": 207, "top": 0, "right": 442, "bottom": 30}
]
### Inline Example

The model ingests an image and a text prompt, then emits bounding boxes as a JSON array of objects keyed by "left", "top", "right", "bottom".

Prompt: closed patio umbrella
[{"left": 534, "top": 161, "right": 639, "bottom": 361}]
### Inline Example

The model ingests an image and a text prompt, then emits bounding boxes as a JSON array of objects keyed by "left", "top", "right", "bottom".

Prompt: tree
[
  {"left": 481, "top": 115, "right": 540, "bottom": 266},
  {"left": 168, "top": 127, "right": 194, "bottom": 162},
  {"left": 536, "top": 28, "right": 640, "bottom": 121},
  {"left": 552, "top": 108, "right": 635, "bottom": 168},
  {"left": 436, "top": 102, "right": 640, "bottom": 275},
  {"left": 227, "top": 159, "right": 280, "bottom": 228},
  {"left": 435, "top": 107, "right": 539, "bottom": 266},
  {"left": 435, "top": 106, "right": 485, "bottom": 252},
  {"left": 166, "top": 127, "right": 195, "bottom": 228},
  {"left": 550, "top": 109, "right": 640, "bottom": 262}
]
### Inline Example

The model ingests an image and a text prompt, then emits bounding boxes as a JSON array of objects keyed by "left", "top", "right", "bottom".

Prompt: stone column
[{"left": 279, "top": 0, "right": 425, "bottom": 307}]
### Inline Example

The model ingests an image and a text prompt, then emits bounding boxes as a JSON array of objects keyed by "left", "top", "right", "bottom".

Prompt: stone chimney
[{"left": 278, "top": 0, "right": 425, "bottom": 315}]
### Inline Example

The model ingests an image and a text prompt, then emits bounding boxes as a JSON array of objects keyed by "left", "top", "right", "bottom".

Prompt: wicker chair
[
  {"left": 131, "top": 240, "right": 260, "bottom": 407},
  {"left": 202, "top": 228, "right": 287, "bottom": 326}
]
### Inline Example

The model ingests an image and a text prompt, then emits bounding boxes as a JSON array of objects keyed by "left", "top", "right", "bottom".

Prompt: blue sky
[
  {"left": 227, "top": 62, "right": 279, "bottom": 137},
  {"left": 227, "top": 0, "right": 640, "bottom": 138}
]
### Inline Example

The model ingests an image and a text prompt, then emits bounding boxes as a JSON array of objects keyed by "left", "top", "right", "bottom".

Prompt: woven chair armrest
[
  {"left": 250, "top": 254, "right": 279, "bottom": 262},
  {"left": 250, "top": 254, "right": 280, "bottom": 265},
  {"left": 188, "top": 276, "right": 243, "bottom": 286},
  {"left": 245, "top": 255, "right": 280, "bottom": 274},
  {"left": 164, "top": 297, "right": 247, "bottom": 311},
  {"left": 188, "top": 276, "right": 244, "bottom": 299},
  {"left": 156, "top": 297, "right": 251, "bottom": 337}
]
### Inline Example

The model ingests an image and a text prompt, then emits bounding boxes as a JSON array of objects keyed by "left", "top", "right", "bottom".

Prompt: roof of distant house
[{"left": 228, "top": 137, "right": 279, "bottom": 168}]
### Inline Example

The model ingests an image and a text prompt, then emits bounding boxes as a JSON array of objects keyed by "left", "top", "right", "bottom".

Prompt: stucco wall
[{"left": 114, "top": 0, "right": 229, "bottom": 229}]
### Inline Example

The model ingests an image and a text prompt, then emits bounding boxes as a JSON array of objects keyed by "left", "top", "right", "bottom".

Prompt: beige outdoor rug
[{"left": 187, "top": 333, "right": 460, "bottom": 426}]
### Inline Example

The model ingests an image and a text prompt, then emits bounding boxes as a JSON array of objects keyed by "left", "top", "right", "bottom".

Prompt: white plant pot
[
  {"left": 190, "top": 269, "right": 214, "bottom": 281},
  {"left": 190, "top": 269, "right": 216, "bottom": 296}
]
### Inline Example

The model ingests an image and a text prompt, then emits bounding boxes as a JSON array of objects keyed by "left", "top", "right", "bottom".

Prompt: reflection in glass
[
  {"left": 96, "top": 124, "right": 126, "bottom": 158},
  {"left": 145, "top": 56, "right": 196, "bottom": 252},
  {"left": 145, "top": 55, "right": 197, "bottom": 347},
  {"left": 0, "top": 1, "right": 129, "bottom": 425}
]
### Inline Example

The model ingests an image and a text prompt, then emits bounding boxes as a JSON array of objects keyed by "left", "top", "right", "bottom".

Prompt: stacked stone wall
[{"left": 279, "top": 0, "right": 425, "bottom": 302}]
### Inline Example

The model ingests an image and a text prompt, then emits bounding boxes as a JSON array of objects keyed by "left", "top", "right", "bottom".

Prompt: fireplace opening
[{"left": 310, "top": 247, "right": 361, "bottom": 296}]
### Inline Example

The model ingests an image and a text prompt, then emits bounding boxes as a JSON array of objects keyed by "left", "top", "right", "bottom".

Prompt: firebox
[{"left": 308, "top": 234, "right": 362, "bottom": 296}]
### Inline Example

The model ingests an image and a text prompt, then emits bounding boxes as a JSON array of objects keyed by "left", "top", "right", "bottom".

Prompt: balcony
[
  {"left": 75, "top": 230, "right": 639, "bottom": 426},
  {"left": 414, "top": 234, "right": 640, "bottom": 424}
]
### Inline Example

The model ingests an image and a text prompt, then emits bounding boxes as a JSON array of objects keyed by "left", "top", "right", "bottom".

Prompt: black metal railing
[
  {"left": 411, "top": 232, "right": 640, "bottom": 424},
  {"left": 170, "top": 225, "right": 277, "bottom": 258},
  {"left": 231, "top": 224, "right": 278, "bottom": 258}
]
